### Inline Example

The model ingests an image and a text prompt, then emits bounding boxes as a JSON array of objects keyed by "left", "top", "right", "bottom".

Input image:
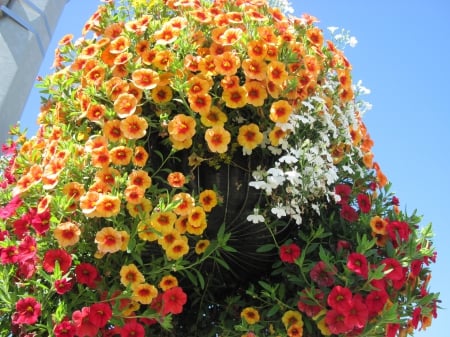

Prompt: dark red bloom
[
  {"left": 347, "top": 252, "right": 368, "bottom": 279},
  {"left": 345, "top": 294, "right": 368, "bottom": 329},
  {"left": 386, "top": 323, "right": 400, "bottom": 337},
  {"left": 75, "top": 263, "right": 100, "bottom": 288},
  {"left": 340, "top": 204, "right": 359, "bottom": 222},
  {"left": 310, "top": 261, "right": 337, "bottom": 287},
  {"left": 54, "top": 319, "right": 76, "bottom": 337},
  {"left": 279, "top": 243, "right": 301, "bottom": 263},
  {"left": 120, "top": 320, "right": 145, "bottom": 337},
  {"left": 0, "top": 245, "right": 19, "bottom": 264},
  {"left": 327, "top": 285, "right": 352, "bottom": 312},
  {"left": 89, "top": 302, "right": 112, "bottom": 328},
  {"left": 72, "top": 307, "right": 99, "bottom": 337},
  {"left": 12, "top": 297, "right": 41, "bottom": 325},
  {"left": 334, "top": 184, "right": 352, "bottom": 204},
  {"left": 13, "top": 215, "right": 32, "bottom": 239},
  {"left": 297, "top": 288, "right": 325, "bottom": 318},
  {"left": 325, "top": 309, "right": 352, "bottom": 335},
  {"left": 42, "top": 248, "right": 72, "bottom": 274},
  {"left": 381, "top": 258, "right": 404, "bottom": 281},
  {"left": 31, "top": 208, "right": 51, "bottom": 235},
  {"left": 387, "top": 220, "right": 411, "bottom": 247},
  {"left": 356, "top": 193, "right": 371, "bottom": 213},
  {"left": 391, "top": 196, "right": 400, "bottom": 206},
  {"left": 410, "top": 259, "right": 423, "bottom": 277},
  {"left": 162, "top": 286, "right": 187, "bottom": 315},
  {"left": 55, "top": 278, "right": 74, "bottom": 295},
  {"left": 365, "top": 289, "right": 388, "bottom": 318},
  {"left": 17, "top": 257, "right": 38, "bottom": 279},
  {"left": 336, "top": 240, "right": 352, "bottom": 254}
]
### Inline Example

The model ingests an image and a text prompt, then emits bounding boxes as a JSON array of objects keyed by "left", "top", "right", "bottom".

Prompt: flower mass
[{"left": 0, "top": 0, "right": 439, "bottom": 336}]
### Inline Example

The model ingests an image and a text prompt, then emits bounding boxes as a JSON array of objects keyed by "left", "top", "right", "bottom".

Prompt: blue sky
[{"left": 20, "top": 1, "right": 450, "bottom": 336}]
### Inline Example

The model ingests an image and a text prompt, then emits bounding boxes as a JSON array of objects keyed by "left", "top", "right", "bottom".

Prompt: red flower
[
  {"left": 54, "top": 319, "right": 76, "bottom": 337},
  {"left": 0, "top": 195, "right": 22, "bottom": 219},
  {"left": 120, "top": 320, "right": 145, "bottom": 337},
  {"left": 334, "top": 184, "right": 352, "bottom": 204},
  {"left": 310, "top": 261, "right": 336, "bottom": 287},
  {"left": 12, "top": 297, "right": 41, "bottom": 325},
  {"left": 279, "top": 243, "right": 301, "bottom": 263},
  {"left": 356, "top": 193, "right": 371, "bottom": 213},
  {"left": 410, "top": 259, "right": 423, "bottom": 277},
  {"left": 391, "top": 196, "right": 400, "bottom": 206},
  {"left": 31, "top": 208, "right": 51, "bottom": 235},
  {"left": 42, "top": 248, "right": 72, "bottom": 274},
  {"left": 0, "top": 245, "right": 19, "bottom": 264},
  {"left": 345, "top": 294, "right": 368, "bottom": 329},
  {"left": 381, "top": 258, "right": 404, "bottom": 281},
  {"left": 325, "top": 309, "right": 352, "bottom": 335},
  {"left": 336, "top": 240, "right": 351, "bottom": 254},
  {"left": 340, "top": 204, "right": 359, "bottom": 222},
  {"left": 72, "top": 307, "right": 99, "bottom": 337},
  {"left": 327, "top": 285, "right": 352, "bottom": 312},
  {"left": 75, "top": 262, "right": 100, "bottom": 288},
  {"left": 55, "top": 278, "right": 74, "bottom": 295},
  {"left": 387, "top": 220, "right": 411, "bottom": 247},
  {"left": 365, "top": 289, "right": 388, "bottom": 317},
  {"left": 17, "top": 257, "right": 37, "bottom": 279},
  {"left": 297, "top": 288, "right": 325, "bottom": 318},
  {"left": 162, "top": 286, "right": 187, "bottom": 315},
  {"left": 347, "top": 252, "right": 368, "bottom": 279},
  {"left": 385, "top": 323, "right": 400, "bottom": 337},
  {"left": 89, "top": 302, "right": 112, "bottom": 328},
  {"left": 18, "top": 235, "right": 37, "bottom": 261}
]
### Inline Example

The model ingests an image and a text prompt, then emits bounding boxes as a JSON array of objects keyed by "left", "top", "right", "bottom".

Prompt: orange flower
[
  {"left": 63, "top": 182, "right": 86, "bottom": 201},
  {"left": 257, "top": 26, "right": 278, "bottom": 44},
  {"left": 204, "top": 126, "right": 231, "bottom": 153},
  {"left": 195, "top": 239, "right": 210, "bottom": 255},
  {"left": 214, "top": 51, "right": 240, "bottom": 76},
  {"left": 370, "top": 216, "right": 388, "bottom": 235},
  {"left": 90, "top": 146, "right": 111, "bottom": 168},
  {"left": 220, "top": 75, "right": 240, "bottom": 90},
  {"left": 120, "top": 263, "right": 145, "bottom": 287},
  {"left": 242, "top": 58, "right": 267, "bottom": 81},
  {"left": 124, "top": 185, "right": 145, "bottom": 204},
  {"left": 79, "top": 191, "right": 100, "bottom": 217},
  {"left": 89, "top": 180, "right": 112, "bottom": 194},
  {"left": 167, "top": 172, "right": 186, "bottom": 188},
  {"left": 103, "top": 119, "right": 123, "bottom": 142},
  {"left": 187, "top": 76, "right": 211, "bottom": 96},
  {"left": 174, "top": 216, "right": 188, "bottom": 234},
  {"left": 133, "top": 146, "right": 149, "bottom": 167},
  {"left": 269, "top": 100, "right": 293, "bottom": 123},
  {"left": 188, "top": 206, "right": 206, "bottom": 229},
  {"left": 132, "top": 283, "right": 158, "bottom": 304},
  {"left": 247, "top": 39, "right": 267, "bottom": 60},
  {"left": 172, "top": 192, "right": 195, "bottom": 216},
  {"left": 120, "top": 115, "right": 148, "bottom": 140},
  {"left": 241, "top": 307, "right": 260, "bottom": 325},
  {"left": 109, "top": 146, "right": 133, "bottom": 166},
  {"left": 128, "top": 170, "right": 152, "bottom": 190},
  {"left": 113, "top": 93, "right": 137, "bottom": 118},
  {"left": 167, "top": 114, "right": 196, "bottom": 143},
  {"left": 159, "top": 275, "right": 178, "bottom": 291},
  {"left": 86, "top": 103, "right": 106, "bottom": 122},
  {"left": 84, "top": 65, "right": 106, "bottom": 88},
  {"left": 199, "top": 105, "right": 227, "bottom": 127},
  {"left": 265, "top": 44, "right": 278, "bottom": 61},
  {"left": 95, "top": 167, "right": 120, "bottom": 185},
  {"left": 137, "top": 219, "right": 158, "bottom": 241},
  {"left": 153, "top": 50, "right": 174, "bottom": 71},
  {"left": 267, "top": 61, "right": 288, "bottom": 86},
  {"left": 166, "top": 236, "right": 189, "bottom": 260},
  {"left": 109, "top": 35, "right": 130, "bottom": 54},
  {"left": 306, "top": 26, "right": 324, "bottom": 47},
  {"left": 222, "top": 86, "right": 247, "bottom": 109},
  {"left": 54, "top": 221, "right": 81, "bottom": 248},
  {"left": 95, "top": 194, "right": 121, "bottom": 217},
  {"left": 219, "top": 27, "right": 243, "bottom": 45},
  {"left": 244, "top": 80, "right": 268, "bottom": 107},
  {"left": 158, "top": 229, "right": 182, "bottom": 250},
  {"left": 151, "top": 85, "right": 173, "bottom": 104},
  {"left": 269, "top": 126, "right": 288, "bottom": 146},
  {"left": 188, "top": 93, "right": 212, "bottom": 115},
  {"left": 237, "top": 124, "right": 263, "bottom": 151},
  {"left": 150, "top": 211, "right": 177, "bottom": 234},
  {"left": 154, "top": 25, "right": 179, "bottom": 45},
  {"left": 131, "top": 68, "right": 160, "bottom": 90},
  {"left": 127, "top": 198, "right": 153, "bottom": 218},
  {"left": 198, "top": 189, "right": 218, "bottom": 212},
  {"left": 95, "top": 226, "right": 123, "bottom": 254}
]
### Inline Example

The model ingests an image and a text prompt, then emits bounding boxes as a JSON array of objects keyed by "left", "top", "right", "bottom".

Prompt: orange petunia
[
  {"left": 128, "top": 170, "right": 152, "bottom": 190},
  {"left": 174, "top": 216, "right": 188, "bottom": 234},
  {"left": 195, "top": 239, "right": 210, "bottom": 255},
  {"left": 269, "top": 100, "right": 293, "bottom": 123},
  {"left": 222, "top": 86, "right": 247, "bottom": 109},
  {"left": 132, "top": 283, "right": 158, "bottom": 305},
  {"left": 219, "top": 27, "right": 243, "bottom": 45},
  {"left": 127, "top": 198, "right": 153, "bottom": 218},
  {"left": 54, "top": 221, "right": 81, "bottom": 248},
  {"left": 244, "top": 80, "right": 268, "bottom": 107},
  {"left": 89, "top": 180, "right": 112, "bottom": 194},
  {"left": 269, "top": 126, "right": 288, "bottom": 146},
  {"left": 150, "top": 211, "right": 177, "bottom": 234},
  {"left": 90, "top": 146, "right": 111, "bottom": 168},
  {"left": 172, "top": 192, "right": 195, "bottom": 216},
  {"left": 188, "top": 93, "right": 212, "bottom": 115},
  {"left": 120, "top": 264, "right": 145, "bottom": 287},
  {"left": 187, "top": 76, "right": 211, "bottom": 96},
  {"left": 95, "top": 166, "right": 120, "bottom": 185},
  {"left": 167, "top": 114, "right": 196, "bottom": 143},
  {"left": 86, "top": 103, "right": 106, "bottom": 122},
  {"left": 133, "top": 146, "right": 149, "bottom": 167},
  {"left": 80, "top": 43, "right": 101, "bottom": 59},
  {"left": 141, "top": 48, "right": 157, "bottom": 65},
  {"left": 220, "top": 75, "right": 240, "bottom": 90},
  {"left": 113, "top": 52, "right": 132, "bottom": 65},
  {"left": 257, "top": 26, "right": 278, "bottom": 44},
  {"left": 109, "top": 146, "right": 133, "bottom": 166},
  {"left": 63, "top": 182, "right": 86, "bottom": 201},
  {"left": 265, "top": 44, "right": 279, "bottom": 62},
  {"left": 166, "top": 236, "right": 189, "bottom": 260},
  {"left": 199, "top": 105, "right": 228, "bottom": 127},
  {"left": 131, "top": 68, "right": 160, "bottom": 90},
  {"left": 84, "top": 65, "right": 106, "bottom": 88},
  {"left": 79, "top": 191, "right": 100, "bottom": 217},
  {"left": 209, "top": 42, "right": 231, "bottom": 57},
  {"left": 105, "top": 77, "right": 129, "bottom": 101},
  {"left": 158, "top": 229, "right": 182, "bottom": 250},
  {"left": 124, "top": 185, "right": 145, "bottom": 204},
  {"left": 153, "top": 50, "right": 174, "bottom": 71},
  {"left": 204, "top": 126, "right": 231, "bottom": 153},
  {"left": 242, "top": 58, "right": 267, "bottom": 81},
  {"left": 247, "top": 39, "right": 267, "bottom": 60},
  {"left": 95, "top": 194, "right": 121, "bottom": 217},
  {"left": 104, "top": 22, "right": 123, "bottom": 39},
  {"left": 113, "top": 93, "right": 137, "bottom": 118},
  {"left": 109, "top": 35, "right": 131, "bottom": 54},
  {"left": 198, "top": 189, "right": 218, "bottom": 212},
  {"left": 103, "top": 119, "right": 123, "bottom": 142},
  {"left": 237, "top": 124, "right": 263, "bottom": 151},
  {"left": 95, "top": 226, "right": 123, "bottom": 254},
  {"left": 154, "top": 25, "right": 180, "bottom": 45},
  {"left": 306, "top": 26, "right": 324, "bottom": 47},
  {"left": 137, "top": 219, "right": 158, "bottom": 241},
  {"left": 151, "top": 85, "right": 173, "bottom": 104},
  {"left": 120, "top": 115, "right": 148, "bottom": 140},
  {"left": 370, "top": 216, "right": 388, "bottom": 235},
  {"left": 267, "top": 61, "right": 288, "bottom": 86},
  {"left": 159, "top": 275, "right": 178, "bottom": 291},
  {"left": 167, "top": 172, "right": 186, "bottom": 188},
  {"left": 198, "top": 55, "right": 217, "bottom": 76},
  {"left": 214, "top": 51, "right": 240, "bottom": 76}
]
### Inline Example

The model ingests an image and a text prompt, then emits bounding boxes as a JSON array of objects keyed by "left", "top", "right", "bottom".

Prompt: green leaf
[{"left": 256, "top": 243, "right": 276, "bottom": 253}]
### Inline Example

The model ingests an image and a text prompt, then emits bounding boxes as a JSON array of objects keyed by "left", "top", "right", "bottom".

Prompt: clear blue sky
[{"left": 20, "top": 1, "right": 450, "bottom": 336}]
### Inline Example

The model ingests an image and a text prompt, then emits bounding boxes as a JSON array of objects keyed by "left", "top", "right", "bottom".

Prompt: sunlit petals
[
  {"left": 220, "top": 75, "right": 240, "bottom": 90},
  {"left": 153, "top": 50, "right": 174, "bottom": 71},
  {"left": 131, "top": 68, "right": 160, "bottom": 90},
  {"left": 124, "top": 185, "right": 145, "bottom": 204},
  {"left": 214, "top": 51, "right": 240, "bottom": 76},
  {"left": 127, "top": 198, "right": 152, "bottom": 218},
  {"left": 151, "top": 85, "right": 173, "bottom": 104},
  {"left": 90, "top": 146, "right": 111, "bottom": 168},
  {"left": 247, "top": 39, "right": 267, "bottom": 60},
  {"left": 188, "top": 93, "right": 212, "bottom": 115},
  {"left": 204, "top": 126, "right": 231, "bottom": 153},
  {"left": 158, "top": 229, "right": 182, "bottom": 250},
  {"left": 154, "top": 25, "right": 179, "bottom": 45},
  {"left": 244, "top": 81, "right": 268, "bottom": 107},
  {"left": 237, "top": 123, "right": 263, "bottom": 151},
  {"left": 109, "top": 146, "right": 133, "bottom": 166},
  {"left": 199, "top": 105, "right": 228, "bottom": 127},
  {"left": 222, "top": 86, "right": 247, "bottom": 109},
  {"left": 242, "top": 58, "right": 267, "bottom": 81},
  {"left": 306, "top": 26, "right": 324, "bottom": 47},
  {"left": 198, "top": 189, "right": 217, "bottom": 212},
  {"left": 370, "top": 216, "right": 388, "bottom": 235},
  {"left": 103, "top": 119, "right": 123, "bottom": 142},
  {"left": 187, "top": 76, "right": 211, "bottom": 96},
  {"left": 95, "top": 194, "right": 121, "bottom": 217},
  {"left": 95, "top": 167, "right": 120, "bottom": 185},
  {"left": 219, "top": 27, "right": 243, "bottom": 45},
  {"left": 109, "top": 35, "right": 131, "bottom": 54},
  {"left": 269, "top": 100, "right": 293, "bottom": 123},
  {"left": 166, "top": 236, "right": 189, "bottom": 260},
  {"left": 172, "top": 192, "right": 195, "bottom": 216},
  {"left": 63, "top": 182, "right": 86, "bottom": 201},
  {"left": 79, "top": 191, "right": 100, "bottom": 216},
  {"left": 95, "top": 226, "right": 123, "bottom": 254},
  {"left": 120, "top": 115, "right": 148, "bottom": 140},
  {"left": 137, "top": 219, "right": 158, "bottom": 241},
  {"left": 195, "top": 239, "right": 210, "bottom": 255},
  {"left": 159, "top": 275, "right": 178, "bottom": 291},
  {"left": 128, "top": 170, "right": 152, "bottom": 190},
  {"left": 167, "top": 172, "right": 186, "bottom": 188},
  {"left": 132, "top": 283, "right": 158, "bottom": 304},
  {"left": 168, "top": 114, "right": 196, "bottom": 142},
  {"left": 269, "top": 126, "right": 288, "bottom": 146},
  {"left": 114, "top": 93, "right": 137, "bottom": 118},
  {"left": 267, "top": 61, "right": 288, "bottom": 85},
  {"left": 150, "top": 211, "right": 177, "bottom": 234},
  {"left": 133, "top": 146, "right": 149, "bottom": 167},
  {"left": 86, "top": 103, "right": 106, "bottom": 122},
  {"left": 120, "top": 264, "right": 145, "bottom": 287},
  {"left": 54, "top": 221, "right": 81, "bottom": 248}
]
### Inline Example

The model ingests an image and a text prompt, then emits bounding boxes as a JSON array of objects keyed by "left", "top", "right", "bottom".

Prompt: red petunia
[
  {"left": 89, "top": 302, "right": 112, "bottom": 328},
  {"left": 279, "top": 243, "right": 301, "bottom": 263},
  {"left": 347, "top": 252, "right": 368, "bottom": 279},
  {"left": 54, "top": 319, "right": 76, "bottom": 337},
  {"left": 42, "top": 248, "right": 72, "bottom": 274},
  {"left": 325, "top": 309, "right": 352, "bottom": 335},
  {"left": 356, "top": 193, "right": 371, "bottom": 213},
  {"left": 297, "top": 288, "right": 325, "bottom": 318},
  {"left": 162, "top": 286, "right": 187, "bottom": 315},
  {"left": 344, "top": 294, "right": 368, "bottom": 329},
  {"left": 72, "top": 306, "right": 99, "bottom": 337},
  {"left": 386, "top": 323, "right": 400, "bottom": 337},
  {"left": 0, "top": 195, "right": 22, "bottom": 219},
  {"left": 327, "top": 285, "right": 352, "bottom": 312},
  {"left": 0, "top": 245, "right": 19, "bottom": 264},
  {"left": 12, "top": 297, "right": 41, "bottom": 325},
  {"left": 310, "top": 261, "right": 337, "bottom": 287},
  {"left": 120, "top": 320, "right": 145, "bottom": 337},
  {"left": 75, "top": 262, "right": 100, "bottom": 288},
  {"left": 386, "top": 220, "right": 411, "bottom": 247},
  {"left": 18, "top": 235, "right": 37, "bottom": 261},
  {"left": 334, "top": 184, "right": 352, "bottom": 204},
  {"left": 381, "top": 258, "right": 404, "bottom": 281},
  {"left": 365, "top": 289, "right": 388, "bottom": 318},
  {"left": 31, "top": 208, "right": 51, "bottom": 235},
  {"left": 340, "top": 204, "right": 359, "bottom": 222},
  {"left": 54, "top": 278, "right": 74, "bottom": 295}
]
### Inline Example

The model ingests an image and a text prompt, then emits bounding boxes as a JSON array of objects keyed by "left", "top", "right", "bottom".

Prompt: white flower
[
  {"left": 247, "top": 209, "right": 265, "bottom": 224},
  {"left": 271, "top": 205, "right": 286, "bottom": 218}
]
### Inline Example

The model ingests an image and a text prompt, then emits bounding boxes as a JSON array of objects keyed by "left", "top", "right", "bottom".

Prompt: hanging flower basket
[{"left": 0, "top": 0, "right": 439, "bottom": 336}]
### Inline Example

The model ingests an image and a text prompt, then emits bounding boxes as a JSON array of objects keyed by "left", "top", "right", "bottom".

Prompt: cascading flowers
[{"left": 0, "top": 0, "right": 439, "bottom": 336}]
